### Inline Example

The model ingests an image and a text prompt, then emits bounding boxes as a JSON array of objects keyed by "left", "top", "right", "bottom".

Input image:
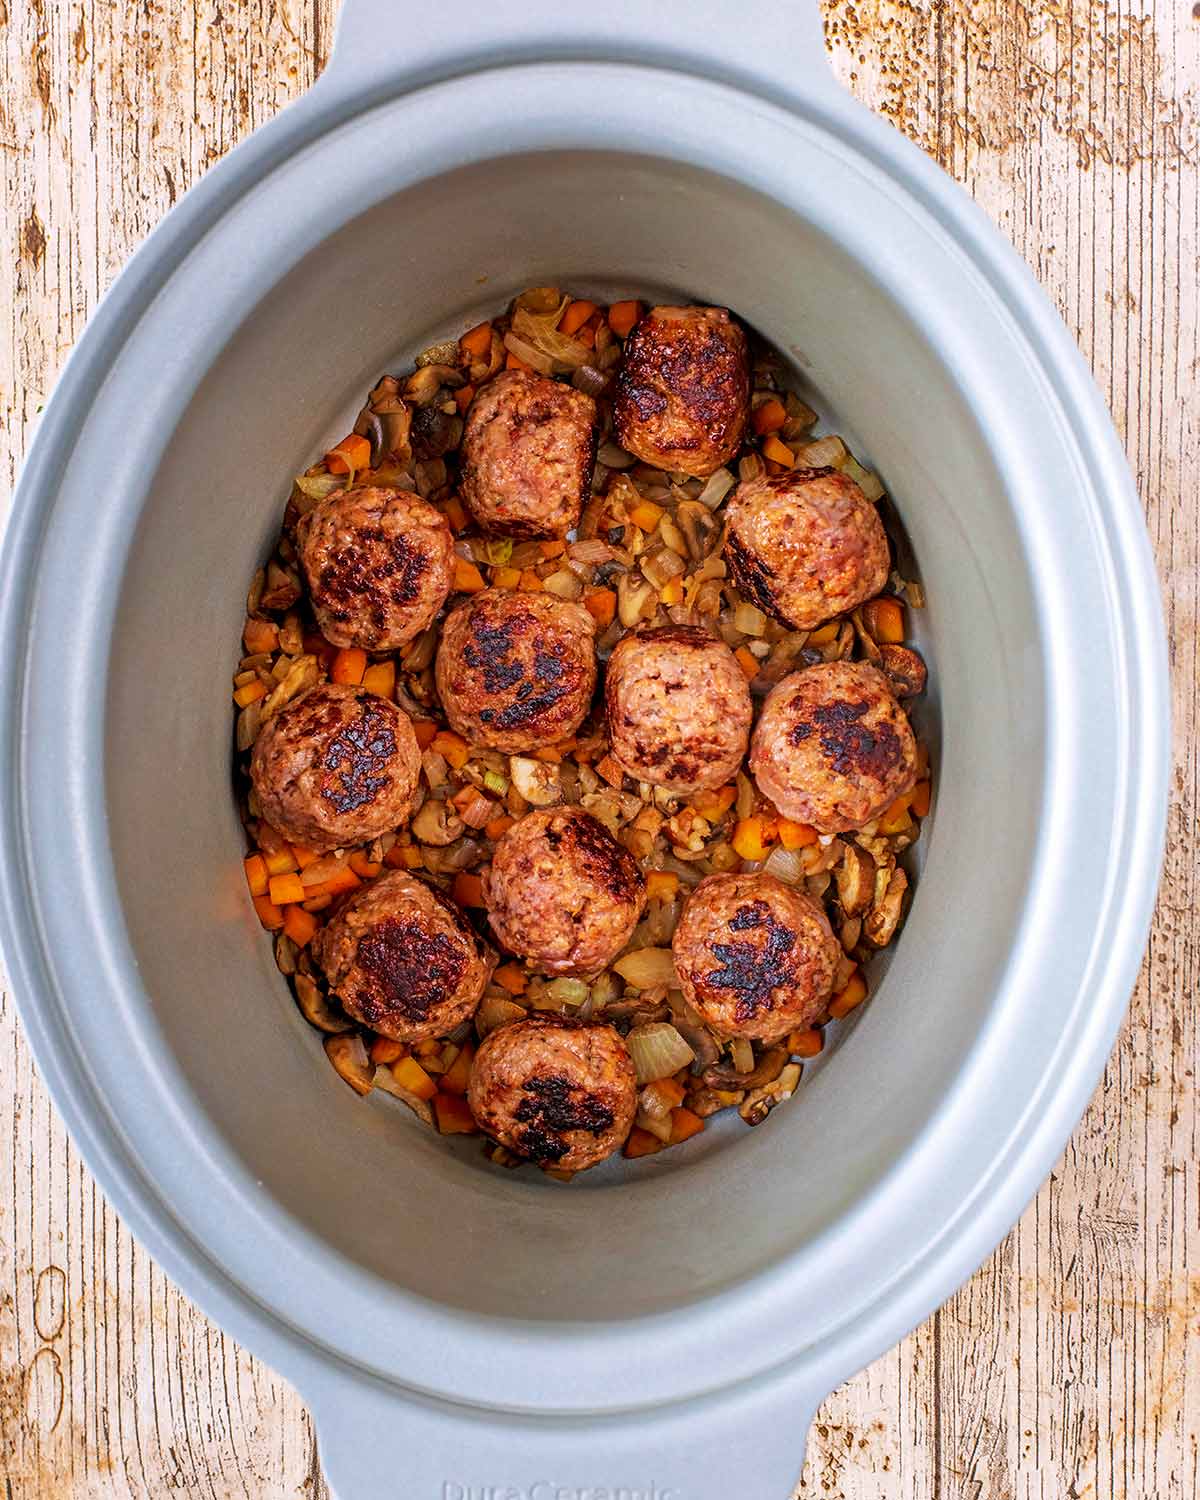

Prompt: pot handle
[
  {"left": 307, "top": 1363, "right": 822, "bottom": 1500},
  {"left": 319, "top": 0, "right": 837, "bottom": 107}
]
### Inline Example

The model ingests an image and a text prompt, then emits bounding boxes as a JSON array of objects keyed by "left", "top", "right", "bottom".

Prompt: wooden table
[{"left": 1, "top": 3, "right": 1196, "bottom": 1495}]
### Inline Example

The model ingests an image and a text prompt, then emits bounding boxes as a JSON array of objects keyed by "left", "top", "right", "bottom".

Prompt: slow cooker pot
[{"left": 0, "top": 2, "right": 1169, "bottom": 1494}]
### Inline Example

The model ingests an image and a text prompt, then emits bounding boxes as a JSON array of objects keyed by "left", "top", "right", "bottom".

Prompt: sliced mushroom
[
  {"left": 260, "top": 654, "right": 319, "bottom": 722},
  {"left": 878, "top": 644, "right": 928, "bottom": 698},
  {"left": 274, "top": 932, "right": 298, "bottom": 977},
  {"left": 509, "top": 757, "right": 562, "bottom": 807},
  {"left": 476, "top": 994, "right": 529, "bottom": 1039},
  {"left": 324, "top": 1033, "right": 375, "bottom": 1095},
  {"left": 849, "top": 608, "right": 883, "bottom": 664},
  {"left": 702, "top": 1045, "right": 789, "bottom": 1093},
  {"left": 373, "top": 1064, "right": 435, "bottom": 1125},
  {"left": 740, "top": 1061, "right": 802, "bottom": 1126},
  {"left": 295, "top": 973, "right": 355, "bottom": 1034},
  {"left": 685, "top": 1084, "right": 746, "bottom": 1118},
  {"left": 404, "top": 364, "right": 464, "bottom": 405},
  {"left": 260, "top": 558, "right": 302, "bottom": 612},
  {"left": 864, "top": 866, "right": 909, "bottom": 948},
  {"left": 411, "top": 405, "right": 463, "bottom": 461},
  {"left": 675, "top": 500, "right": 722, "bottom": 561},
  {"left": 835, "top": 843, "right": 876, "bottom": 917},
  {"left": 838, "top": 913, "right": 862, "bottom": 953},
  {"left": 411, "top": 797, "right": 465, "bottom": 846}
]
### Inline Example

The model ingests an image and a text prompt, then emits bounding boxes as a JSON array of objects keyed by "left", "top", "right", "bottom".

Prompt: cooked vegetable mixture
[{"left": 233, "top": 287, "right": 931, "bottom": 1177}]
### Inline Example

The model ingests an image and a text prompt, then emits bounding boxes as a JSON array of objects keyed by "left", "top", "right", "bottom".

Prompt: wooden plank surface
[{"left": 1, "top": 2, "right": 1196, "bottom": 1495}]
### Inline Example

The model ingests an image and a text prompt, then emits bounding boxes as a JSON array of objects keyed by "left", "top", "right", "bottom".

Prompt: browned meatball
[
  {"left": 459, "top": 369, "right": 598, "bottom": 538},
  {"left": 467, "top": 1016, "right": 637, "bottom": 1169},
  {"left": 723, "top": 467, "right": 890, "bottom": 631},
  {"left": 296, "top": 486, "right": 454, "bottom": 651},
  {"left": 672, "top": 872, "right": 839, "bottom": 1043},
  {"left": 605, "top": 624, "right": 752, "bottom": 793},
  {"left": 313, "top": 871, "right": 492, "bottom": 1042},
  {"left": 249, "top": 683, "right": 420, "bottom": 851},
  {"left": 483, "top": 807, "right": 646, "bottom": 977},
  {"left": 612, "top": 306, "right": 750, "bottom": 477},
  {"left": 435, "top": 589, "right": 597, "bottom": 753},
  {"left": 750, "top": 662, "right": 918, "bottom": 833}
]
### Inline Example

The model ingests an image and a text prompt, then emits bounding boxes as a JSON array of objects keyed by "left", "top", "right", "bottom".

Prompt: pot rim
[{"left": 0, "top": 58, "right": 1168, "bottom": 1417}]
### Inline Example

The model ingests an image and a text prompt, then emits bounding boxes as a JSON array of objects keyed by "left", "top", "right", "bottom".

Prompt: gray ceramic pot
[{"left": 0, "top": 2, "right": 1169, "bottom": 1496}]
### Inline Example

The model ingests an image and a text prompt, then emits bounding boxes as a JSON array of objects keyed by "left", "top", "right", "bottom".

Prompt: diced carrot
[
  {"left": 453, "top": 872, "right": 485, "bottom": 908},
  {"left": 505, "top": 351, "right": 534, "bottom": 373},
  {"left": 623, "top": 1126, "right": 663, "bottom": 1158},
  {"left": 454, "top": 383, "right": 476, "bottom": 414},
  {"left": 321, "top": 865, "right": 364, "bottom": 897},
  {"left": 348, "top": 850, "right": 382, "bottom": 879},
  {"left": 440, "top": 1042, "right": 475, "bottom": 1096},
  {"left": 735, "top": 647, "right": 760, "bottom": 681},
  {"left": 660, "top": 577, "right": 684, "bottom": 606},
  {"left": 911, "top": 780, "right": 932, "bottom": 818},
  {"left": 879, "top": 793, "right": 913, "bottom": 835},
  {"left": 233, "top": 679, "right": 267, "bottom": 708},
  {"left": 539, "top": 539, "right": 567, "bottom": 560},
  {"left": 485, "top": 814, "right": 516, "bottom": 840},
  {"left": 761, "top": 435, "right": 795, "bottom": 468},
  {"left": 361, "top": 660, "right": 396, "bottom": 700},
  {"left": 290, "top": 844, "right": 320, "bottom": 870},
  {"left": 862, "top": 597, "right": 905, "bottom": 644},
  {"left": 731, "top": 815, "right": 777, "bottom": 862},
  {"left": 282, "top": 905, "right": 319, "bottom": 947},
  {"left": 325, "top": 433, "right": 370, "bottom": 475},
  {"left": 459, "top": 321, "right": 493, "bottom": 358},
  {"left": 583, "top": 587, "right": 616, "bottom": 627},
  {"left": 751, "top": 397, "right": 788, "bottom": 436},
  {"left": 493, "top": 963, "right": 528, "bottom": 995},
  {"left": 434, "top": 1091, "right": 479, "bottom": 1135},
  {"left": 629, "top": 500, "right": 664, "bottom": 532},
  {"left": 518, "top": 568, "right": 543, "bottom": 591},
  {"left": 596, "top": 754, "right": 625, "bottom": 789},
  {"left": 829, "top": 970, "right": 868, "bottom": 1019},
  {"left": 649, "top": 1077, "right": 686, "bottom": 1110},
  {"left": 392, "top": 1056, "right": 438, "bottom": 1101},
  {"left": 492, "top": 566, "right": 522, "bottom": 590},
  {"left": 669, "top": 1107, "right": 705, "bottom": 1144},
  {"left": 692, "top": 784, "right": 737, "bottom": 821},
  {"left": 384, "top": 844, "right": 423, "bottom": 870},
  {"left": 413, "top": 719, "right": 439, "bottom": 749},
  {"left": 242, "top": 617, "right": 279, "bottom": 654},
  {"left": 243, "top": 854, "right": 269, "bottom": 898},
  {"left": 559, "top": 299, "right": 598, "bottom": 336},
  {"left": 443, "top": 496, "right": 469, "bottom": 533},
  {"left": 646, "top": 870, "right": 680, "bottom": 900},
  {"left": 534, "top": 746, "right": 562, "bottom": 764},
  {"left": 806, "top": 621, "right": 839, "bottom": 645},
  {"left": 778, "top": 819, "right": 818, "bottom": 850},
  {"left": 268, "top": 872, "right": 306, "bottom": 906},
  {"left": 263, "top": 846, "right": 298, "bottom": 877},
  {"left": 370, "top": 1037, "right": 406, "bottom": 1065},
  {"left": 431, "top": 730, "right": 470, "bottom": 769},
  {"left": 608, "top": 300, "right": 642, "bottom": 337},
  {"left": 331, "top": 647, "right": 367, "bottom": 686},
  {"left": 453, "top": 557, "right": 486, "bottom": 593},
  {"left": 252, "top": 894, "right": 285, "bottom": 931},
  {"left": 788, "top": 1027, "right": 824, "bottom": 1058}
]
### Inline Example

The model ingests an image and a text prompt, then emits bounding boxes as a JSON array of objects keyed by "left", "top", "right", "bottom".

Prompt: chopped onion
[
  {"left": 597, "top": 440, "right": 637, "bottom": 469},
  {"left": 503, "top": 330, "right": 558, "bottom": 376},
  {"left": 476, "top": 995, "right": 527, "bottom": 1038},
  {"left": 763, "top": 844, "right": 806, "bottom": 886},
  {"left": 730, "top": 1037, "right": 755, "bottom": 1074},
  {"left": 733, "top": 602, "right": 767, "bottom": 637},
  {"left": 842, "top": 455, "right": 885, "bottom": 502},
  {"left": 795, "top": 434, "right": 847, "bottom": 469},
  {"left": 696, "top": 467, "right": 736, "bottom": 510},
  {"left": 544, "top": 977, "right": 590, "bottom": 1007},
  {"left": 615, "top": 948, "right": 678, "bottom": 992},
  {"left": 294, "top": 473, "right": 345, "bottom": 501},
  {"left": 415, "top": 338, "right": 461, "bottom": 368},
  {"left": 543, "top": 569, "right": 583, "bottom": 600},
  {"left": 626, "top": 1021, "right": 696, "bottom": 1083}
]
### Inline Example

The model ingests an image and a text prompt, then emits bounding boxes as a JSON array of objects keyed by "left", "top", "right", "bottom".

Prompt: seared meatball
[
  {"left": 483, "top": 807, "right": 645, "bottom": 977},
  {"left": 468, "top": 1016, "right": 636, "bottom": 1170},
  {"left": 750, "top": 661, "right": 918, "bottom": 833},
  {"left": 605, "top": 624, "right": 751, "bottom": 793},
  {"left": 297, "top": 486, "right": 454, "bottom": 651},
  {"left": 612, "top": 306, "right": 750, "bottom": 477},
  {"left": 313, "top": 871, "right": 492, "bottom": 1042},
  {"left": 459, "top": 369, "right": 598, "bottom": 538},
  {"left": 723, "top": 467, "right": 890, "bottom": 631},
  {"left": 249, "top": 683, "right": 420, "bottom": 852},
  {"left": 435, "top": 589, "right": 597, "bottom": 753},
  {"left": 672, "top": 872, "right": 839, "bottom": 1043}
]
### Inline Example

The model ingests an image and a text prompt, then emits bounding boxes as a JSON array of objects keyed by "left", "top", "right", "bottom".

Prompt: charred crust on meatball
[
  {"left": 724, "top": 528, "right": 786, "bottom": 622},
  {"left": 788, "top": 696, "right": 906, "bottom": 781},
  {"left": 512, "top": 1073, "right": 617, "bottom": 1163},
  {"left": 632, "top": 623, "right": 716, "bottom": 649},
  {"left": 704, "top": 900, "right": 797, "bottom": 1022},
  {"left": 462, "top": 607, "right": 581, "bottom": 730},
  {"left": 352, "top": 917, "right": 467, "bottom": 1026},
  {"left": 319, "top": 694, "right": 399, "bottom": 813},
  {"left": 614, "top": 311, "right": 749, "bottom": 462},
  {"left": 313, "top": 526, "right": 427, "bottom": 634},
  {"left": 548, "top": 811, "right": 643, "bottom": 903}
]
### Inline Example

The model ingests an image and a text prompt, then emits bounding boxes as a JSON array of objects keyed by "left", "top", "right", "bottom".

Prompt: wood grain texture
[{"left": 0, "top": 2, "right": 1195, "bottom": 1496}]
